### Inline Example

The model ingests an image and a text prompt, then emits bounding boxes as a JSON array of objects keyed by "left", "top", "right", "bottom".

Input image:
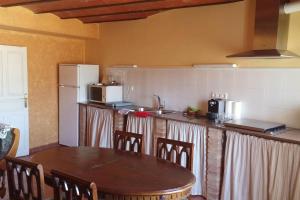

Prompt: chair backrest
[
  {"left": 51, "top": 169, "right": 98, "bottom": 200},
  {"left": 156, "top": 137, "right": 194, "bottom": 171},
  {"left": 0, "top": 128, "right": 20, "bottom": 166},
  {"left": 6, "top": 128, "right": 20, "bottom": 158},
  {"left": 114, "top": 130, "right": 143, "bottom": 153},
  {"left": 0, "top": 128, "right": 20, "bottom": 198},
  {"left": 5, "top": 156, "right": 45, "bottom": 200}
]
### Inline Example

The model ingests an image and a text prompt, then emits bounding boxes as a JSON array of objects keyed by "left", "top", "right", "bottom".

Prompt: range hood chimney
[{"left": 227, "top": 0, "right": 300, "bottom": 59}]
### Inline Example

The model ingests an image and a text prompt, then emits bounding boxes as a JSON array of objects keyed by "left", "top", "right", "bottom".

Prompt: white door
[{"left": 0, "top": 45, "right": 29, "bottom": 157}]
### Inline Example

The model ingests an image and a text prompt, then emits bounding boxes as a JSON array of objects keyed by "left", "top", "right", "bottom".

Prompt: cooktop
[{"left": 224, "top": 119, "right": 286, "bottom": 134}]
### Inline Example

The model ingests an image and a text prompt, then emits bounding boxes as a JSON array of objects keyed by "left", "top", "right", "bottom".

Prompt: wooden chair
[
  {"left": 5, "top": 156, "right": 45, "bottom": 200},
  {"left": 114, "top": 130, "right": 143, "bottom": 153},
  {"left": 51, "top": 169, "right": 98, "bottom": 200},
  {"left": 0, "top": 128, "right": 20, "bottom": 198},
  {"left": 156, "top": 139, "right": 206, "bottom": 199},
  {"left": 156, "top": 137, "right": 194, "bottom": 171}
]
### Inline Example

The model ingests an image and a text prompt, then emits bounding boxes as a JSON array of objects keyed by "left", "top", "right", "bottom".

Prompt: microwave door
[{"left": 90, "top": 86, "right": 103, "bottom": 103}]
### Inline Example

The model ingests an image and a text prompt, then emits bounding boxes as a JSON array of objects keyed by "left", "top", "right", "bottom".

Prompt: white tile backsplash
[{"left": 107, "top": 67, "right": 300, "bottom": 128}]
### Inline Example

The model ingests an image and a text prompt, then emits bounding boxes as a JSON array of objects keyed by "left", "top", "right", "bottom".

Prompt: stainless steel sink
[
  {"left": 160, "top": 110, "right": 177, "bottom": 114},
  {"left": 136, "top": 107, "right": 176, "bottom": 115}
]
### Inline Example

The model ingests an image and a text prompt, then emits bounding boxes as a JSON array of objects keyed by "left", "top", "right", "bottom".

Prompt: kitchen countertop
[
  {"left": 79, "top": 102, "right": 139, "bottom": 111},
  {"left": 79, "top": 102, "right": 300, "bottom": 145},
  {"left": 155, "top": 112, "right": 300, "bottom": 145}
]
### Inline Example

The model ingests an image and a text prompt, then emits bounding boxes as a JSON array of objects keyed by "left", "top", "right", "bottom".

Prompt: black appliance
[{"left": 207, "top": 98, "right": 226, "bottom": 120}]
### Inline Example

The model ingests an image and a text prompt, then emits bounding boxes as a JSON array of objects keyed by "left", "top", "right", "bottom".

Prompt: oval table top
[{"left": 25, "top": 146, "right": 195, "bottom": 197}]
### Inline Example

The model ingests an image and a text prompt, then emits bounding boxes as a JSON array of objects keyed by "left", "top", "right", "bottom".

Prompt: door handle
[{"left": 24, "top": 97, "right": 28, "bottom": 108}]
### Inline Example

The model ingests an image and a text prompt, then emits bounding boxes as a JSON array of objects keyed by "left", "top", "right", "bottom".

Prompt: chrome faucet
[{"left": 153, "top": 95, "right": 164, "bottom": 110}]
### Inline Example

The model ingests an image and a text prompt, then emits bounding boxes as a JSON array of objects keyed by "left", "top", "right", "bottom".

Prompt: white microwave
[{"left": 88, "top": 84, "right": 123, "bottom": 103}]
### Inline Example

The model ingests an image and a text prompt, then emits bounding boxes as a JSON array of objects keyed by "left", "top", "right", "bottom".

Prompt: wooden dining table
[{"left": 24, "top": 146, "right": 195, "bottom": 200}]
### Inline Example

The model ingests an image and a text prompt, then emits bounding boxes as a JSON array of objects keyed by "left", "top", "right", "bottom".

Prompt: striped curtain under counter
[
  {"left": 126, "top": 115, "right": 154, "bottom": 155},
  {"left": 167, "top": 120, "right": 207, "bottom": 196},
  {"left": 222, "top": 131, "right": 300, "bottom": 200},
  {"left": 86, "top": 106, "right": 114, "bottom": 148}
]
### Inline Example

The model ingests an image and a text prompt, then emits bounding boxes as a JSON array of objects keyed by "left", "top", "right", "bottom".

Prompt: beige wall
[
  {"left": 0, "top": 7, "right": 99, "bottom": 148},
  {"left": 85, "top": 0, "right": 300, "bottom": 72}
]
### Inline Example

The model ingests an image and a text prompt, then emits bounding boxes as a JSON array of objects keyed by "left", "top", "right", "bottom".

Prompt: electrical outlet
[
  {"left": 211, "top": 92, "right": 216, "bottom": 98},
  {"left": 211, "top": 92, "right": 229, "bottom": 99},
  {"left": 224, "top": 93, "right": 229, "bottom": 99}
]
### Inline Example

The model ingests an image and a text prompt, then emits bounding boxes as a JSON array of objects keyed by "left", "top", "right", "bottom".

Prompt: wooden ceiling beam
[
  {"left": 54, "top": 0, "right": 242, "bottom": 19},
  {"left": 25, "top": 0, "right": 161, "bottom": 14},
  {"left": 0, "top": 0, "right": 58, "bottom": 7},
  {"left": 80, "top": 11, "right": 159, "bottom": 23},
  {"left": 1, "top": 0, "right": 243, "bottom": 24}
]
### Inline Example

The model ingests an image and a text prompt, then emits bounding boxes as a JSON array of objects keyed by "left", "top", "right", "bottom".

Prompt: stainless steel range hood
[
  {"left": 228, "top": 49, "right": 299, "bottom": 58},
  {"left": 227, "top": 0, "right": 300, "bottom": 59}
]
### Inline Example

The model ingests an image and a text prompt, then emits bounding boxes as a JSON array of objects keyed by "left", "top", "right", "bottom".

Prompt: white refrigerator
[{"left": 59, "top": 64, "right": 99, "bottom": 146}]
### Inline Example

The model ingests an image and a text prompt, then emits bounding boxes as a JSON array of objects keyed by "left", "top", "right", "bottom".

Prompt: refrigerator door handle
[{"left": 59, "top": 84, "right": 80, "bottom": 88}]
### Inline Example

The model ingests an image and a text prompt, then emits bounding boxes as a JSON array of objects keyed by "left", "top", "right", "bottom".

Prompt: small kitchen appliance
[
  {"left": 88, "top": 84, "right": 123, "bottom": 104},
  {"left": 207, "top": 98, "right": 226, "bottom": 121},
  {"left": 225, "top": 100, "right": 242, "bottom": 120}
]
